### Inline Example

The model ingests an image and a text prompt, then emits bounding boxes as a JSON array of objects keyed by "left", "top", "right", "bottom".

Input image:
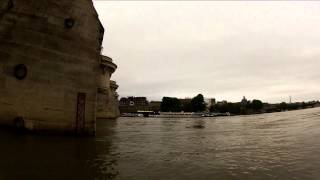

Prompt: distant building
[
  {"left": 149, "top": 101, "right": 161, "bottom": 112},
  {"left": 119, "top": 97, "right": 148, "bottom": 106},
  {"left": 119, "top": 97, "right": 149, "bottom": 113},
  {"left": 241, "top": 96, "right": 248, "bottom": 114},
  {"left": 241, "top": 96, "right": 248, "bottom": 105},
  {"left": 217, "top": 100, "right": 228, "bottom": 105},
  {"left": 204, "top": 98, "right": 216, "bottom": 108}
]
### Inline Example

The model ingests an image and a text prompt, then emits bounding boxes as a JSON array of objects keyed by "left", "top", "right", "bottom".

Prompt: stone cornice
[
  {"left": 101, "top": 55, "right": 117, "bottom": 73},
  {"left": 110, "top": 80, "right": 118, "bottom": 90}
]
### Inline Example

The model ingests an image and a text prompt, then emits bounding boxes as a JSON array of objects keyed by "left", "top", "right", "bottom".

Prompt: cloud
[{"left": 94, "top": 1, "right": 320, "bottom": 103}]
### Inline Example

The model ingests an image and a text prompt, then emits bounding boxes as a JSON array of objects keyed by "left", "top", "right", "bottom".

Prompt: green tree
[
  {"left": 211, "top": 103, "right": 241, "bottom": 115},
  {"left": 191, "top": 94, "right": 206, "bottom": 112},
  {"left": 246, "top": 100, "right": 252, "bottom": 109},
  {"left": 160, "top": 97, "right": 182, "bottom": 112},
  {"left": 182, "top": 101, "right": 192, "bottom": 112},
  {"left": 288, "top": 103, "right": 299, "bottom": 110},
  {"left": 227, "top": 103, "right": 241, "bottom": 114},
  {"left": 209, "top": 105, "right": 215, "bottom": 112},
  {"left": 279, "top": 102, "right": 287, "bottom": 110},
  {"left": 251, "top": 99, "right": 263, "bottom": 111},
  {"left": 214, "top": 103, "right": 228, "bottom": 113}
]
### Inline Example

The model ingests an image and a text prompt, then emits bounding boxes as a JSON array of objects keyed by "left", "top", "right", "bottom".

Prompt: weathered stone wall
[
  {"left": 96, "top": 56, "right": 120, "bottom": 119},
  {"left": 97, "top": 88, "right": 120, "bottom": 119},
  {"left": 0, "top": 0, "right": 104, "bottom": 135}
]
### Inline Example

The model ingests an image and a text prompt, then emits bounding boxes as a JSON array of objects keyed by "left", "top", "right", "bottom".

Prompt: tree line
[
  {"left": 160, "top": 94, "right": 319, "bottom": 115},
  {"left": 160, "top": 94, "right": 206, "bottom": 112},
  {"left": 160, "top": 94, "right": 264, "bottom": 114},
  {"left": 210, "top": 99, "right": 263, "bottom": 115},
  {"left": 207, "top": 100, "right": 317, "bottom": 115}
]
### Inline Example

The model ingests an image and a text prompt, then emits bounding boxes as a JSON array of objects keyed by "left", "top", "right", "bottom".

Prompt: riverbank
[{"left": 121, "top": 105, "right": 320, "bottom": 118}]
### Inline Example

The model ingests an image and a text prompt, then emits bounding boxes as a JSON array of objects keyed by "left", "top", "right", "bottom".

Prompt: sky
[{"left": 93, "top": 1, "right": 320, "bottom": 103}]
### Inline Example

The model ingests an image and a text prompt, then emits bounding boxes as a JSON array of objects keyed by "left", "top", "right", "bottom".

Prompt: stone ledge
[
  {"left": 101, "top": 55, "right": 117, "bottom": 73},
  {"left": 110, "top": 80, "right": 118, "bottom": 90}
]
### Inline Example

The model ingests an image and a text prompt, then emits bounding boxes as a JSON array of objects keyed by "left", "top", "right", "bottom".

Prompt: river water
[{"left": 1, "top": 108, "right": 320, "bottom": 180}]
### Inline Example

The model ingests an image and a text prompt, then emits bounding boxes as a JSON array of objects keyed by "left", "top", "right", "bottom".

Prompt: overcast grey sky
[{"left": 93, "top": 1, "right": 320, "bottom": 103}]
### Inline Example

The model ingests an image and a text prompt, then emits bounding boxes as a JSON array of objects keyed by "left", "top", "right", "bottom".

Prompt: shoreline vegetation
[{"left": 120, "top": 94, "right": 320, "bottom": 117}]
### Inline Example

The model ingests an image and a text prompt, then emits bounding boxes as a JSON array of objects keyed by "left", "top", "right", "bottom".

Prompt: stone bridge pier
[
  {"left": 96, "top": 55, "right": 120, "bottom": 119},
  {"left": 0, "top": 0, "right": 119, "bottom": 135}
]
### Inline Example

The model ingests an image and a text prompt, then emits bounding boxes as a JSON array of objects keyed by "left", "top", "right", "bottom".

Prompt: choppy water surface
[{"left": 1, "top": 108, "right": 320, "bottom": 180}]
